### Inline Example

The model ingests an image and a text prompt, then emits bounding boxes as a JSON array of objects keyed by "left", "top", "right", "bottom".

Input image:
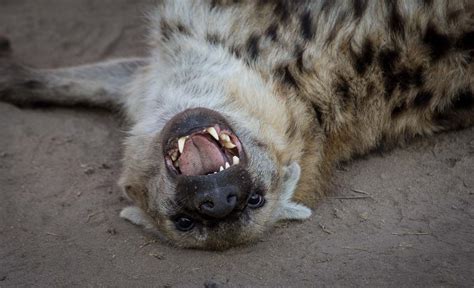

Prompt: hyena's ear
[
  {"left": 120, "top": 206, "right": 154, "bottom": 229},
  {"left": 118, "top": 174, "right": 153, "bottom": 228},
  {"left": 275, "top": 162, "right": 312, "bottom": 221}
]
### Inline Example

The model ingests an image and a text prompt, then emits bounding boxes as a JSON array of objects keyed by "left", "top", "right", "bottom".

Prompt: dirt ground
[{"left": 1, "top": 1, "right": 473, "bottom": 287}]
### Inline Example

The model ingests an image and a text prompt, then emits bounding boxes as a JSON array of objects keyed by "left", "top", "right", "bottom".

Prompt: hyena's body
[{"left": 1, "top": 0, "right": 473, "bottom": 249}]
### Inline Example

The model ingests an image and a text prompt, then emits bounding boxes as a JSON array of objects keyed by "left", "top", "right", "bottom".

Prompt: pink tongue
[{"left": 178, "top": 134, "right": 226, "bottom": 176}]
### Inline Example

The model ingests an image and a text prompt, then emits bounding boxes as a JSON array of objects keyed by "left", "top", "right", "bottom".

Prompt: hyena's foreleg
[{"left": 0, "top": 36, "right": 147, "bottom": 109}]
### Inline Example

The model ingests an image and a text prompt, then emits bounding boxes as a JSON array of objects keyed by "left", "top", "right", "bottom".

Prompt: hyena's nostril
[
  {"left": 227, "top": 194, "right": 237, "bottom": 204},
  {"left": 201, "top": 200, "right": 214, "bottom": 209}
]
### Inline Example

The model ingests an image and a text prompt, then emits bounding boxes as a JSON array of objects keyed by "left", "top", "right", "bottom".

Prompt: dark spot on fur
[
  {"left": 276, "top": 65, "right": 298, "bottom": 88},
  {"left": 295, "top": 46, "right": 305, "bottom": 71},
  {"left": 22, "top": 80, "right": 43, "bottom": 90},
  {"left": 160, "top": 21, "right": 172, "bottom": 41},
  {"left": 456, "top": 31, "right": 474, "bottom": 51},
  {"left": 353, "top": 38, "right": 374, "bottom": 75},
  {"left": 300, "top": 11, "right": 314, "bottom": 40},
  {"left": 335, "top": 76, "right": 351, "bottom": 105},
  {"left": 160, "top": 21, "right": 189, "bottom": 41},
  {"left": 391, "top": 66, "right": 425, "bottom": 92},
  {"left": 423, "top": 24, "right": 452, "bottom": 61},
  {"left": 230, "top": 45, "right": 241, "bottom": 58},
  {"left": 383, "top": 82, "right": 397, "bottom": 100},
  {"left": 273, "top": 0, "right": 290, "bottom": 22},
  {"left": 353, "top": 0, "right": 368, "bottom": 20},
  {"left": 176, "top": 23, "right": 189, "bottom": 35},
  {"left": 447, "top": 9, "right": 462, "bottom": 25},
  {"left": 434, "top": 90, "right": 473, "bottom": 129},
  {"left": 378, "top": 48, "right": 400, "bottom": 99},
  {"left": 413, "top": 90, "right": 433, "bottom": 107},
  {"left": 391, "top": 102, "right": 406, "bottom": 117},
  {"left": 379, "top": 49, "right": 400, "bottom": 74},
  {"left": 396, "top": 68, "right": 411, "bottom": 91},
  {"left": 421, "top": 0, "right": 433, "bottom": 7},
  {"left": 210, "top": 0, "right": 241, "bottom": 7},
  {"left": 412, "top": 66, "right": 424, "bottom": 88},
  {"left": 246, "top": 34, "right": 260, "bottom": 60},
  {"left": 452, "top": 89, "right": 474, "bottom": 110},
  {"left": 206, "top": 33, "right": 222, "bottom": 46},
  {"left": 265, "top": 24, "right": 278, "bottom": 42},
  {"left": 312, "top": 103, "right": 324, "bottom": 125},
  {"left": 321, "top": 0, "right": 335, "bottom": 14},
  {"left": 467, "top": 50, "right": 474, "bottom": 64},
  {"left": 386, "top": 0, "right": 404, "bottom": 37}
]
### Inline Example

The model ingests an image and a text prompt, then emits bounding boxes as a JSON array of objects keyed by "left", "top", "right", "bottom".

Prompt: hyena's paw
[{"left": 0, "top": 35, "right": 40, "bottom": 106}]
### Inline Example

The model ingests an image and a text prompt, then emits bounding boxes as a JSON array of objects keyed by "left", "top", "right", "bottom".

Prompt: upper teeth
[
  {"left": 220, "top": 133, "right": 236, "bottom": 149},
  {"left": 172, "top": 127, "right": 241, "bottom": 173},
  {"left": 178, "top": 136, "right": 187, "bottom": 154},
  {"left": 170, "top": 150, "right": 178, "bottom": 161},
  {"left": 206, "top": 127, "right": 219, "bottom": 141},
  {"left": 220, "top": 133, "right": 230, "bottom": 142}
]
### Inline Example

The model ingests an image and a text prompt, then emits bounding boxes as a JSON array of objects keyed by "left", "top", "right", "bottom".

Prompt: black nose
[
  {"left": 175, "top": 166, "right": 252, "bottom": 220},
  {"left": 195, "top": 186, "right": 238, "bottom": 218}
]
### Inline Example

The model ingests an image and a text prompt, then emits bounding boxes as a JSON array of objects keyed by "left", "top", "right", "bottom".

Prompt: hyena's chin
[{"left": 160, "top": 107, "right": 260, "bottom": 220}]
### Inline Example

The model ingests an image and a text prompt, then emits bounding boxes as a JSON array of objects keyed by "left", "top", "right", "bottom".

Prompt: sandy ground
[{"left": 1, "top": 1, "right": 473, "bottom": 287}]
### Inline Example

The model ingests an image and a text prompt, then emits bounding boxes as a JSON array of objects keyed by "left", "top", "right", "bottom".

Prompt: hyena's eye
[
  {"left": 247, "top": 193, "right": 265, "bottom": 209},
  {"left": 174, "top": 215, "right": 195, "bottom": 231}
]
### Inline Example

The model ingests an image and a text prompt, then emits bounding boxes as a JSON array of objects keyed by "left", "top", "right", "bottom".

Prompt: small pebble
[
  {"left": 101, "top": 163, "right": 111, "bottom": 169},
  {"left": 107, "top": 228, "right": 117, "bottom": 235},
  {"left": 204, "top": 280, "right": 220, "bottom": 288},
  {"left": 84, "top": 167, "right": 95, "bottom": 175}
]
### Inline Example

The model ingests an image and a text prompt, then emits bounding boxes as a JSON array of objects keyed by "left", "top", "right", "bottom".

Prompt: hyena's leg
[{"left": 0, "top": 36, "right": 147, "bottom": 109}]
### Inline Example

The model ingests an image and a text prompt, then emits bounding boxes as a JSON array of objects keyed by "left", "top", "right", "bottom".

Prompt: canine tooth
[
  {"left": 173, "top": 161, "right": 179, "bottom": 168},
  {"left": 170, "top": 151, "right": 178, "bottom": 161},
  {"left": 225, "top": 162, "right": 230, "bottom": 169},
  {"left": 178, "top": 137, "right": 186, "bottom": 154},
  {"left": 207, "top": 127, "right": 219, "bottom": 141},
  {"left": 220, "top": 133, "right": 230, "bottom": 142},
  {"left": 232, "top": 156, "right": 240, "bottom": 165},
  {"left": 223, "top": 141, "right": 236, "bottom": 149},
  {"left": 219, "top": 166, "right": 224, "bottom": 171}
]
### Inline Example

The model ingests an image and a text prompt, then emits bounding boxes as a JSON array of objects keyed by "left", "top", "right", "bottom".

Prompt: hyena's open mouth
[
  {"left": 162, "top": 108, "right": 245, "bottom": 176},
  {"left": 161, "top": 108, "right": 255, "bottom": 220},
  {"left": 164, "top": 124, "right": 243, "bottom": 176}
]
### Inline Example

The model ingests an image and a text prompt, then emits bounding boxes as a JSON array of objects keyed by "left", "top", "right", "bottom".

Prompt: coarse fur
[{"left": 0, "top": 0, "right": 473, "bottom": 250}]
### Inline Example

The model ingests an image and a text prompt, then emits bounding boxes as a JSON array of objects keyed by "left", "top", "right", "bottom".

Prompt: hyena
[{"left": 0, "top": 0, "right": 473, "bottom": 250}]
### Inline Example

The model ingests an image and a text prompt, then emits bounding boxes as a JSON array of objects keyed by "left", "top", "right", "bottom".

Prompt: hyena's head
[
  {"left": 120, "top": 104, "right": 312, "bottom": 249},
  {"left": 119, "top": 63, "right": 312, "bottom": 249},
  {"left": 118, "top": 1, "right": 312, "bottom": 250}
]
